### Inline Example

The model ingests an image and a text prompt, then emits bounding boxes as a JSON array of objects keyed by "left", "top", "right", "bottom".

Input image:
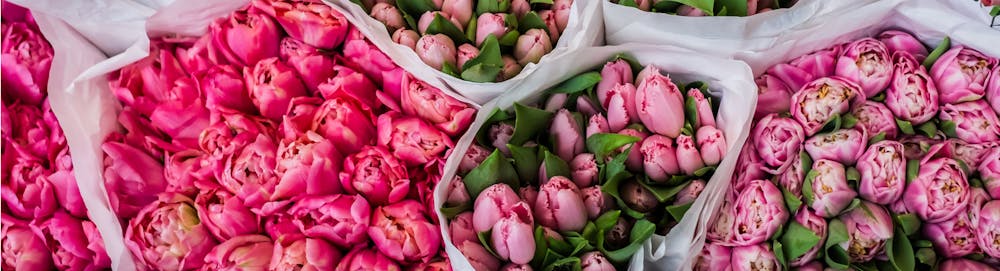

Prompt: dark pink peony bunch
[
  {"left": 100, "top": 0, "right": 475, "bottom": 269},
  {"left": 0, "top": 2, "right": 113, "bottom": 270},
  {"left": 612, "top": 0, "right": 797, "bottom": 17},
  {"left": 698, "top": 30, "right": 1000, "bottom": 270}
]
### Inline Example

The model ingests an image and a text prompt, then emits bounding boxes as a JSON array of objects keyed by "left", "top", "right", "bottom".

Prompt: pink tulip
[
  {"left": 904, "top": 156, "right": 969, "bottom": 223},
  {"left": 618, "top": 128, "right": 648, "bottom": 172},
  {"left": 730, "top": 180, "right": 788, "bottom": 245},
  {"left": 674, "top": 180, "right": 705, "bottom": 206},
  {"left": 202, "top": 235, "right": 273, "bottom": 270},
  {"left": 473, "top": 183, "right": 521, "bottom": 232},
  {"left": 511, "top": 0, "right": 531, "bottom": 18},
  {"left": 339, "top": 145, "right": 409, "bottom": 205},
  {"left": 754, "top": 74, "right": 792, "bottom": 119},
  {"left": 318, "top": 65, "right": 378, "bottom": 109},
  {"left": 586, "top": 114, "right": 610, "bottom": 139},
  {"left": 377, "top": 112, "right": 453, "bottom": 166},
  {"left": 939, "top": 100, "right": 1000, "bottom": 144},
  {"left": 450, "top": 212, "right": 477, "bottom": 246},
  {"left": 498, "top": 55, "right": 523, "bottom": 81},
  {"left": 457, "top": 43, "right": 480, "bottom": 71},
  {"left": 553, "top": 0, "right": 572, "bottom": 32},
  {"left": 520, "top": 186, "right": 539, "bottom": 208},
  {"left": 457, "top": 240, "right": 500, "bottom": 271},
  {"left": 852, "top": 101, "right": 897, "bottom": 139},
  {"left": 857, "top": 140, "right": 906, "bottom": 204},
  {"left": 490, "top": 122, "right": 515, "bottom": 155},
  {"left": 4, "top": 103, "right": 58, "bottom": 160},
  {"left": 675, "top": 134, "right": 705, "bottom": 175},
  {"left": 581, "top": 186, "right": 612, "bottom": 219},
  {"left": 370, "top": 3, "right": 406, "bottom": 33},
  {"left": 279, "top": 38, "right": 336, "bottom": 94},
  {"left": 210, "top": 7, "right": 280, "bottom": 66},
  {"left": 1, "top": 21, "right": 52, "bottom": 106},
  {"left": 125, "top": 193, "right": 217, "bottom": 270},
  {"left": 284, "top": 195, "right": 371, "bottom": 248},
  {"left": 514, "top": 29, "right": 552, "bottom": 66},
  {"left": 805, "top": 159, "right": 857, "bottom": 218},
  {"left": 199, "top": 64, "right": 254, "bottom": 114},
  {"left": 502, "top": 263, "right": 533, "bottom": 271},
  {"left": 752, "top": 114, "right": 805, "bottom": 174},
  {"left": 924, "top": 208, "right": 978, "bottom": 258},
  {"left": 477, "top": 13, "right": 509, "bottom": 46},
  {"left": 417, "top": 34, "right": 458, "bottom": 71},
  {"left": 688, "top": 89, "right": 716, "bottom": 128},
  {"left": 980, "top": 148, "right": 1000, "bottom": 199},
  {"left": 217, "top": 134, "right": 277, "bottom": 209},
  {"left": 269, "top": 237, "right": 339, "bottom": 270},
  {"left": 696, "top": 126, "right": 726, "bottom": 166},
  {"left": 194, "top": 186, "right": 260, "bottom": 240},
  {"left": 641, "top": 134, "right": 680, "bottom": 182},
  {"left": 535, "top": 176, "right": 588, "bottom": 231},
  {"left": 492, "top": 201, "right": 535, "bottom": 264},
  {"left": 839, "top": 201, "right": 894, "bottom": 262},
  {"left": 418, "top": 11, "right": 464, "bottom": 34},
  {"left": 677, "top": 5, "right": 706, "bottom": 16},
  {"left": 1, "top": 214, "right": 54, "bottom": 270},
  {"left": 101, "top": 141, "right": 166, "bottom": 219},
  {"left": 570, "top": 153, "right": 599, "bottom": 187},
  {"left": 731, "top": 244, "right": 779, "bottom": 271},
  {"left": 460, "top": 144, "right": 490, "bottom": 174},
  {"left": 580, "top": 252, "right": 615, "bottom": 271},
  {"left": 938, "top": 259, "right": 998, "bottom": 271},
  {"left": 110, "top": 47, "right": 185, "bottom": 116},
  {"left": 636, "top": 68, "right": 685, "bottom": 137},
  {"left": 803, "top": 128, "right": 867, "bottom": 166},
  {"left": 886, "top": 51, "right": 939, "bottom": 124},
  {"left": 312, "top": 96, "right": 375, "bottom": 154},
  {"left": 443, "top": 0, "right": 474, "bottom": 26},
  {"left": 603, "top": 83, "right": 638, "bottom": 132},
  {"left": 392, "top": 29, "right": 420, "bottom": 50},
  {"left": 877, "top": 30, "right": 928, "bottom": 62},
  {"left": 931, "top": 47, "right": 997, "bottom": 104},
  {"left": 693, "top": 243, "right": 730, "bottom": 271},
  {"left": 977, "top": 200, "right": 1000, "bottom": 258},
  {"left": 835, "top": 38, "right": 892, "bottom": 96},
  {"left": 262, "top": 0, "right": 348, "bottom": 49},
  {"left": 245, "top": 57, "right": 307, "bottom": 121},
  {"left": 369, "top": 200, "right": 442, "bottom": 263},
  {"left": 596, "top": 59, "right": 634, "bottom": 107},
  {"left": 199, "top": 112, "right": 275, "bottom": 156},
  {"left": 337, "top": 247, "right": 401, "bottom": 271},
  {"left": 791, "top": 77, "right": 865, "bottom": 136},
  {"left": 400, "top": 74, "right": 476, "bottom": 136},
  {"left": 538, "top": 10, "right": 561, "bottom": 43}
]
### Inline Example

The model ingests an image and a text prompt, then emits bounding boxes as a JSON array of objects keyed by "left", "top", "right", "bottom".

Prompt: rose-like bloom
[
  {"left": 731, "top": 180, "right": 788, "bottom": 245},
  {"left": 79, "top": 221, "right": 112, "bottom": 268},
  {"left": 269, "top": 237, "right": 339, "bottom": 270},
  {"left": 754, "top": 74, "right": 793, "bottom": 119},
  {"left": 988, "top": 64, "right": 1000, "bottom": 112},
  {"left": 924, "top": 206, "right": 979, "bottom": 258},
  {"left": 696, "top": 126, "right": 726, "bottom": 166},
  {"left": 805, "top": 159, "right": 857, "bottom": 218},
  {"left": 318, "top": 65, "right": 377, "bottom": 109},
  {"left": 195, "top": 185, "right": 259, "bottom": 240},
  {"left": 977, "top": 200, "right": 1000, "bottom": 258},
  {"left": 457, "top": 240, "right": 500, "bottom": 271},
  {"left": 693, "top": 243, "right": 730, "bottom": 271},
  {"left": 688, "top": 89, "right": 716, "bottom": 128},
  {"left": 838, "top": 200, "right": 894, "bottom": 262},
  {"left": 338, "top": 145, "right": 409, "bottom": 205},
  {"left": 791, "top": 77, "right": 864, "bottom": 135},
  {"left": 369, "top": 200, "right": 441, "bottom": 263},
  {"left": 730, "top": 244, "right": 779, "bottom": 271},
  {"left": 48, "top": 150, "right": 85, "bottom": 218},
  {"left": 337, "top": 247, "right": 400, "bottom": 271},
  {"left": 258, "top": 1, "right": 348, "bottom": 49},
  {"left": 498, "top": 55, "right": 523, "bottom": 81},
  {"left": 597, "top": 59, "right": 634, "bottom": 107},
  {"left": 30, "top": 211, "right": 107, "bottom": 270},
  {"left": 126, "top": 193, "right": 217, "bottom": 270},
  {"left": 2, "top": 214, "right": 54, "bottom": 270},
  {"left": 707, "top": 190, "right": 737, "bottom": 244},
  {"left": 416, "top": 34, "right": 458, "bottom": 71},
  {"left": 571, "top": 153, "right": 599, "bottom": 187},
  {"left": 852, "top": 101, "right": 897, "bottom": 139},
  {"left": 640, "top": 135, "right": 679, "bottom": 183},
  {"left": 2, "top": 21, "right": 52, "bottom": 106},
  {"left": 217, "top": 134, "right": 277, "bottom": 209},
  {"left": 835, "top": 38, "right": 892, "bottom": 96},
  {"left": 276, "top": 98, "right": 322, "bottom": 141},
  {"left": 110, "top": 45, "right": 187, "bottom": 117},
  {"left": 371, "top": 3, "right": 406, "bottom": 33},
  {"left": 202, "top": 235, "right": 273, "bottom": 270},
  {"left": 777, "top": 151, "right": 808, "bottom": 200},
  {"left": 457, "top": 43, "right": 479, "bottom": 71},
  {"left": 950, "top": 140, "right": 999, "bottom": 171},
  {"left": 939, "top": 100, "right": 1000, "bottom": 144},
  {"left": 245, "top": 57, "right": 307, "bottom": 121},
  {"left": 400, "top": 74, "right": 475, "bottom": 136},
  {"left": 753, "top": 114, "right": 805, "bottom": 174},
  {"left": 273, "top": 132, "right": 342, "bottom": 201},
  {"left": 491, "top": 201, "right": 535, "bottom": 264},
  {"left": 775, "top": 45, "right": 842, "bottom": 92},
  {"left": 279, "top": 38, "right": 336, "bottom": 94},
  {"left": 211, "top": 7, "right": 280, "bottom": 66},
  {"left": 878, "top": 30, "right": 928, "bottom": 61},
  {"left": 514, "top": 29, "right": 552, "bottom": 66},
  {"left": 674, "top": 180, "right": 705, "bottom": 206},
  {"left": 199, "top": 64, "right": 254, "bottom": 114},
  {"left": 904, "top": 157, "right": 970, "bottom": 223},
  {"left": 2, "top": 156, "right": 55, "bottom": 220},
  {"left": 147, "top": 79, "right": 211, "bottom": 149},
  {"left": 788, "top": 208, "right": 827, "bottom": 267},
  {"left": 418, "top": 11, "right": 463, "bottom": 35},
  {"left": 981, "top": 148, "right": 1000, "bottom": 198},
  {"left": 490, "top": 122, "right": 514, "bottom": 155},
  {"left": 377, "top": 112, "right": 453, "bottom": 166},
  {"left": 476, "top": 13, "right": 508, "bottom": 46},
  {"left": 443, "top": 0, "right": 474, "bottom": 26},
  {"left": 580, "top": 252, "right": 615, "bottom": 271},
  {"left": 932, "top": 47, "right": 997, "bottom": 104},
  {"left": 939, "top": 259, "right": 998, "bottom": 271},
  {"left": 5, "top": 103, "right": 62, "bottom": 161},
  {"left": 804, "top": 128, "right": 867, "bottom": 165},
  {"left": 857, "top": 140, "right": 905, "bottom": 204},
  {"left": 450, "top": 212, "right": 477, "bottom": 246},
  {"left": 675, "top": 134, "right": 705, "bottom": 175},
  {"left": 284, "top": 195, "right": 371, "bottom": 248},
  {"left": 581, "top": 186, "right": 612, "bottom": 219},
  {"left": 101, "top": 141, "right": 166, "bottom": 219},
  {"left": 733, "top": 140, "right": 769, "bottom": 191},
  {"left": 473, "top": 183, "right": 521, "bottom": 232},
  {"left": 603, "top": 83, "right": 638, "bottom": 132},
  {"left": 312, "top": 96, "right": 375, "bottom": 154},
  {"left": 535, "top": 176, "right": 588, "bottom": 231},
  {"left": 887, "top": 51, "right": 939, "bottom": 124},
  {"left": 342, "top": 29, "right": 405, "bottom": 94},
  {"left": 392, "top": 29, "right": 420, "bottom": 50},
  {"left": 636, "top": 68, "right": 685, "bottom": 137}
]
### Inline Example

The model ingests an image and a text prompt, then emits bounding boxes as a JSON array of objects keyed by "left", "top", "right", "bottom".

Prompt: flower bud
[
  {"left": 457, "top": 240, "right": 500, "bottom": 271},
  {"left": 835, "top": 38, "right": 892, "bottom": 96},
  {"left": 904, "top": 157, "right": 971, "bottom": 223},
  {"left": 490, "top": 122, "right": 515, "bottom": 155},
  {"left": 553, "top": 0, "right": 572, "bottom": 32},
  {"left": 696, "top": 126, "right": 726, "bottom": 166},
  {"left": 621, "top": 179, "right": 658, "bottom": 213},
  {"left": 369, "top": 200, "right": 442, "bottom": 263},
  {"left": 597, "top": 59, "right": 634, "bottom": 108},
  {"left": 392, "top": 28, "right": 420, "bottom": 50},
  {"left": 443, "top": 0, "right": 474, "bottom": 26},
  {"left": 852, "top": 101, "right": 897, "bottom": 139},
  {"left": 604, "top": 83, "right": 638, "bottom": 132},
  {"left": 676, "top": 135, "right": 705, "bottom": 175},
  {"left": 570, "top": 153, "right": 599, "bottom": 187},
  {"left": 688, "top": 89, "right": 716, "bottom": 128},
  {"left": 498, "top": 55, "right": 522, "bottom": 81},
  {"left": 416, "top": 34, "right": 458, "bottom": 71},
  {"left": 514, "top": 29, "right": 552, "bottom": 66},
  {"left": 535, "top": 176, "right": 588, "bottom": 231},
  {"left": 604, "top": 218, "right": 632, "bottom": 250},
  {"left": 674, "top": 180, "right": 705, "bottom": 206},
  {"left": 693, "top": 243, "right": 729, "bottom": 271},
  {"left": 857, "top": 140, "right": 906, "bottom": 204},
  {"left": 887, "top": 51, "right": 939, "bottom": 124},
  {"left": 641, "top": 135, "right": 679, "bottom": 182},
  {"left": 636, "top": 68, "right": 685, "bottom": 137},
  {"left": 245, "top": 57, "right": 307, "bottom": 121},
  {"left": 210, "top": 7, "right": 281, "bottom": 66},
  {"left": 731, "top": 244, "right": 779, "bottom": 271},
  {"left": 418, "top": 11, "right": 463, "bottom": 34},
  {"left": 370, "top": 3, "right": 406, "bottom": 33},
  {"left": 202, "top": 235, "right": 273, "bottom": 270},
  {"left": 617, "top": 128, "right": 647, "bottom": 172},
  {"left": 839, "top": 201, "right": 894, "bottom": 262},
  {"left": 473, "top": 183, "right": 521, "bottom": 232},
  {"left": 581, "top": 186, "right": 612, "bottom": 219},
  {"left": 586, "top": 114, "right": 610, "bottom": 139},
  {"left": 976, "top": 200, "right": 1000, "bottom": 258},
  {"left": 457, "top": 43, "right": 480, "bottom": 71},
  {"left": 476, "top": 13, "right": 509, "bottom": 46},
  {"left": 731, "top": 180, "right": 788, "bottom": 245},
  {"left": 551, "top": 109, "right": 585, "bottom": 161},
  {"left": 492, "top": 201, "right": 536, "bottom": 264},
  {"left": 450, "top": 212, "right": 477, "bottom": 246},
  {"left": 791, "top": 77, "right": 864, "bottom": 136},
  {"left": 754, "top": 74, "right": 793, "bottom": 119},
  {"left": 580, "top": 252, "right": 616, "bottom": 271}
]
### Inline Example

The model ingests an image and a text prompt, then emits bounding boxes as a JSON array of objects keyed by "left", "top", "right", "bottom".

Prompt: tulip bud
[
  {"left": 451, "top": 212, "right": 477, "bottom": 246},
  {"left": 605, "top": 218, "right": 632, "bottom": 250},
  {"left": 460, "top": 145, "right": 490, "bottom": 175},
  {"left": 392, "top": 29, "right": 420, "bottom": 50},
  {"left": 545, "top": 93, "right": 569, "bottom": 112},
  {"left": 687, "top": 89, "right": 716, "bottom": 128},
  {"left": 369, "top": 200, "right": 442, "bottom": 263},
  {"left": 511, "top": 0, "right": 530, "bottom": 17},
  {"left": 580, "top": 252, "right": 615, "bottom": 271},
  {"left": 803, "top": 128, "right": 867, "bottom": 166},
  {"left": 498, "top": 55, "right": 522, "bottom": 81},
  {"left": 835, "top": 38, "right": 892, "bottom": 96},
  {"left": 754, "top": 74, "right": 792, "bottom": 119},
  {"left": 102, "top": 141, "right": 166, "bottom": 219},
  {"left": 617, "top": 128, "right": 648, "bottom": 171},
  {"left": 416, "top": 34, "right": 458, "bottom": 71},
  {"left": 492, "top": 202, "right": 536, "bottom": 264},
  {"left": 641, "top": 135, "right": 680, "bottom": 182},
  {"left": 577, "top": 96, "right": 601, "bottom": 117},
  {"left": 675, "top": 135, "right": 705, "bottom": 175},
  {"left": 621, "top": 179, "right": 658, "bottom": 213},
  {"left": 586, "top": 114, "right": 610, "bottom": 139},
  {"left": 418, "top": 11, "right": 463, "bottom": 34},
  {"left": 977, "top": 200, "right": 1000, "bottom": 258},
  {"left": 443, "top": 0, "right": 474, "bottom": 26},
  {"left": 514, "top": 29, "right": 552, "bottom": 66},
  {"left": 603, "top": 83, "right": 638, "bottom": 132},
  {"left": 597, "top": 59, "right": 634, "bottom": 107},
  {"left": 473, "top": 183, "right": 521, "bottom": 232},
  {"left": 490, "top": 122, "right": 515, "bottom": 155},
  {"left": 312, "top": 96, "right": 376, "bottom": 154},
  {"left": 370, "top": 3, "right": 406, "bottom": 33},
  {"left": 877, "top": 30, "right": 928, "bottom": 62},
  {"left": 677, "top": 5, "right": 706, "bottom": 16},
  {"left": 904, "top": 157, "right": 970, "bottom": 223},
  {"left": 520, "top": 186, "right": 539, "bottom": 207},
  {"left": 857, "top": 141, "right": 906, "bottom": 205},
  {"left": 502, "top": 264, "right": 534, "bottom": 271},
  {"left": 457, "top": 43, "right": 480, "bottom": 71},
  {"left": 457, "top": 240, "right": 500, "bottom": 271},
  {"left": 696, "top": 126, "right": 726, "bottom": 166},
  {"left": 551, "top": 109, "right": 585, "bottom": 161},
  {"left": 553, "top": 0, "right": 572, "bottom": 32},
  {"left": 535, "top": 176, "right": 588, "bottom": 231},
  {"left": 887, "top": 51, "right": 939, "bottom": 125},
  {"left": 731, "top": 180, "right": 788, "bottom": 245},
  {"left": 931, "top": 47, "right": 997, "bottom": 104},
  {"left": 693, "top": 243, "right": 730, "bottom": 271},
  {"left": 476, "top": 13, "right": 509, "bottom": 46},
  {"left": 674, "top": 180, "right": 705, "bottom": 206},
  {"left": 791, "top": 77, "right": 864, "bottom": 136},
  {"left": 570, "top": 153, "right": 599, "bottom": 187},
  {"left": 581, "top": 186, "right": 612, "bottom": 219},
  {"left": 805, "top": 159, "right": 857, "bottom": 218},
  {"left": 636, "top": 68, "right": 685, "bottom": 137},
  {"left": 939, "top": 100, "right": 1000, "bottom": 144},
  {"left": 731, "top": 244, "right": 779, "bottom": 271},
  {"left": 839, "top": 201, "right": 894, "bottom": 262},
  {"left": 538, "top": 10, "right": 560, "bottom": 43}
]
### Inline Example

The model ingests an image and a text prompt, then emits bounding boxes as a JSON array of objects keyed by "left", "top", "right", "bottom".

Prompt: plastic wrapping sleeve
[
  {"left": 324, "top": 0, "right": 604, "bottom": 105},
  {"left": 432, "top": 44, "right": 758, "bottom": 271}
]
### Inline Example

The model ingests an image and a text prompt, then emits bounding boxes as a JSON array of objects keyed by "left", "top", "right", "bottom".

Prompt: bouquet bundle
[
  {"left": 696, "top": 29, "right": 1000, "bottom": 270},
  {"left": 0, "top": 3, "right": 113, "bottom": 270},
  {"left": 96, "top": 0, "right": 476, "bottom": 269},
  {"left": 609, "top": 0, "right": 797, "bottom": 17},
  {"left": 350, "top": 0, "right": 573, "bottom": 83},
  {"left": 440, "top": 54, "right": 737, "bottom": 270}
]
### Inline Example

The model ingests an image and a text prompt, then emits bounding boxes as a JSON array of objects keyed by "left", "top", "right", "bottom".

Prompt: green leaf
[
  {"left": 846, "top": 167, "right": 861, "bottom": 182},
  {"left": 782, "top": 186, "right": 803, "bottom": 213},
  {"left": 477, "top": 0, "right": 511, "bottom": 15},
  {"left": 595, "top": 210, "right": 622, "bottom": 231},
  {"left": 871, "top": 92, "right": 887, "bottom": 102},
  {"left": 916, "top": 121, "right": 937, "bottom": 138},
  {"left": 820, "top": 114, "right": 842, "bottom": 133},
  {"left": 773, "top": 239, "right": 787, "bottom": 267},
  {"left": 619, "top": 0, "right": 639, "bottom": 8},
  {"left": 665, "top": 201, "right": 694, "bottom": 221},
  {"left": 510, "top": 103, "right": 555, "bottom": 145},
  {"left": 825, "top": 219, "right": 851, "bottom": 270},
  {"left": 441, "top": 61, "right": 460, "bottom": 77},
  {"left": 531, "top": 0, "right": 554, "bottom": 4},
  {"left": 652, "top": 0, "right": 682, "bottom": 12},
  {"left": 906, "top": 159, "right": 919, "bottom": 183},
  {"left": 841, "top": 113, "right": 858, "bottom": 129},
  {"left": 923, "top": 37, "right": 951, "bottom": 70},
  {"left": 896, "top": 119, "right": 915, "bottom": 135},
  {"left": 716, "top": 0, "right": 747, "bottom": 16},
  {"left": 870, "top": 132, "right": 887, "bottom": 144},
  {"left": 894, "top": 213, "right": 921, "bottom": 237},
  {"left": 665, "top": 0, "right": 713, "bottom": 15},
  {"left": 913, "top": 239, "right": 933, "bottom": 248},
  {"left": 425, "top": 13, "right": 470, "bottom": 44},
  {"left": 464, "top": 34, "right": 504, "bottom": 70},
  {"left": 550, "top": 72, "right": 602, "bottom": 94},
  {"left": 440, "top": 202, "right": 471, "bottom": 219},
  {"left": 543, "top": 150, "right": 572, "bottom": 180},
  {"left": 478, "top": 230, "right": 500, "bottom": 258},
  {"left": 464, "top": 150, "right": 517, "bottom": 199},
  {"left": 466, "top": 15, "right": 478, "bottom": 43},
  {"left": 602, "top": 219, "right": 656, "bottom": 264},
  {"left": 643, "top": 180, "right": 692, "bottom": 203},
  {"left": 397, "top": 0, "right": 437, "bottom": 19},
  {"left": 685, "top": 93, "right": 700, "bottom": 128},
  {"left": 542, "top": 257, "right": 581, "bottom": 271},
  {"left": 532, "top": 226, "right": 549, "bottom": 267},
  {"left": 914, "top": 247, "right": 936, "bottom": 267},
  {"left": 940, "top": 120, "right": 957, "bottom": 138},
  {"left": 611, "top": 53, "right": 644, "bottom": 76},
  {"left": 780, "top": 221, "right": 823, "bottom": 262},
  {"left": 887, "top": 227, "right": 916, "bottom": 271},
  {"left": 460, "top": 63, "right": 501, "bottom": 82},
  {"left": 519, "top": 12, "right": 548, "bottom": 33},
  {"left": 587, "top": 133, "right": 640, "bottom": 160},
  {"left": 992, "top": 6, "right": 1000, "bottom": 16},
  {"left": 508, "top": 144, "right": 540, "bottom": 184},
  {"left": 498, "top": 30, "right": 520, "bottom": 47},
  {"left": 802, "top": 169, "right": 817, "bottom": 206}
]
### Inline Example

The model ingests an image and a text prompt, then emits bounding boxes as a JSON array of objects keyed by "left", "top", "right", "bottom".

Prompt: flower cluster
[
  {"left": 357, "top": 0, "right": 572, "bottom": 82},
  {"left": 1, "top": 4, "right": 112, "bottom": 270},
  {"left": 443, "top": 56, "right": 727, "bottom": 270},
  {"left": 699, "top": 30, "right": 1000, "bottom": 270},
  {"left": 100, "top": 0, "right": 475, "bottom": 269},
  {"left": 612, "top": 0, "right": 796, "bottom": 17}
]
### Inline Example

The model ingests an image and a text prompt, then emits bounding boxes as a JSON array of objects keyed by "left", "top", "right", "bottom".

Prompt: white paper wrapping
[
  {"left": 433, "top": 44, "right": 757, "bottom": 271},
  {"left": 324, "top": 0, "right": 605, "bottom": 105}
]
